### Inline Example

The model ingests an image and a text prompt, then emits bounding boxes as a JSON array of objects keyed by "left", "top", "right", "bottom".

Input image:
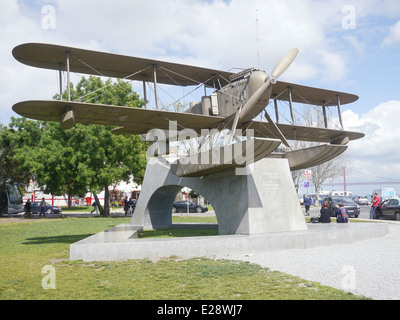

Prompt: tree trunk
[
  {"left": 67, "top": 194, "right": 72, "bottom": 209},
  {"left": 102, "top": 184, "right": 110, "bottom": 217},
  {"left": 93, "top": 185, "right": 110, "bottom": 217},
  {"left": 93, "top": 192, "right": 108, "bottom": 217}
]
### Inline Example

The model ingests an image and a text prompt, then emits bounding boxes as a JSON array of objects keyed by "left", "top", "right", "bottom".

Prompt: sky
[{"left": 1, "top": 0, "right": 400, "bottom": 196}]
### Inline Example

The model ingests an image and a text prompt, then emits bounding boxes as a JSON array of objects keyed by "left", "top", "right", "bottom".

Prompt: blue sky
[{"left": 1, "top": 0, "right": 400, "bottom": 195}]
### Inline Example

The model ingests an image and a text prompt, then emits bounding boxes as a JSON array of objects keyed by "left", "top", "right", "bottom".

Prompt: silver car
[{"left": 356, "top": 195, "right": 370, "bottom": 205}]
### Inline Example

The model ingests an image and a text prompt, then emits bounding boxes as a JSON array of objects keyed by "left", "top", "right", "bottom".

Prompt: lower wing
[
  {"left": 12, "top": 100, "right": 224, "bottom": 135},
  {"left": 245, "top": 120, "right": 364, "bottom": 145}
]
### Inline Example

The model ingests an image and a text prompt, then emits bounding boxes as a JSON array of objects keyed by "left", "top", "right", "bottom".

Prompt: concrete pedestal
[
  {"left": 132, "top": 157, "right": 307, "bottom": 235},
  {"left": 69, "top": 223, "right": 389, "bottom": 261}
]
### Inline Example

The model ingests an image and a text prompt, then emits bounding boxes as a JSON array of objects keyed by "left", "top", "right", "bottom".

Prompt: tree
[
  {"left": 310, "top": 159, "right": 346, "bottom": 195},
  {"left": 0, "top": 117, "right": 43, "bottom": 188},
  {"left": 24, "top": 122, "right": 93, "bottom": 208},
  {"left": 47, "top": 76, "right": 148, "bottom": 215},
  {"left": 290, "top": 106, "right": 346, "bottom": 196},
  {"left": 76, "top": 124, "right": 147, "bottom": 215},
  {"left": 2, "top": 77, "right": 147, "bottom": 216}
]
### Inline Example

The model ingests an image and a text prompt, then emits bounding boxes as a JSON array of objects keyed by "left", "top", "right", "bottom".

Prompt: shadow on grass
[
  {"left": 140, "top": 228, "right": 218, "bottom": 238},
  {"left": 23, "top": 234, "right": 93, "bottom": 245}
]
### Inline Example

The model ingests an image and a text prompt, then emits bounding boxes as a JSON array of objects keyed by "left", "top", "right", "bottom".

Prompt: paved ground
[{"left": 214, "top": 221, "right": 400, "bottom": 300}]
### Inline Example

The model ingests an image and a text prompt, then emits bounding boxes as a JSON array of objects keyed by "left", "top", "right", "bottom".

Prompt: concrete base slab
[{"left": 70, "top": 222, "right": 389, "bottom": 262}]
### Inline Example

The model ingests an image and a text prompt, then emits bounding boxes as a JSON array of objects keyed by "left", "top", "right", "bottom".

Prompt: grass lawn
[{"left": 0, "top": 216, "right": 369, "bottom": 300}]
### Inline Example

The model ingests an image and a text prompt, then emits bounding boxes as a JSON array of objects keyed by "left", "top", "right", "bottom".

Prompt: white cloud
[
  {"left": 344, "top": 100, "right": 400, "bottom": 177},
  {"left": 2, "top": 0, "right": 400, "bottom": 193},
  {"left": 320, "top": 50, "right": 348, "bottom": 83},
  {"left": 0, "top": 0, "right": 339, "bottom": 123},
  {"left": 382, "top": 20, "right": 400, "bottom": 46},
  {"left": 1, "top": 0, "right": 399, "bottom": 127}
]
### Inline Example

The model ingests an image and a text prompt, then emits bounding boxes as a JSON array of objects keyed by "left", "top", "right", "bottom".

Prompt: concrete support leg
[{"left": 131, "top": 157, "right": 307, "bottom": 235}]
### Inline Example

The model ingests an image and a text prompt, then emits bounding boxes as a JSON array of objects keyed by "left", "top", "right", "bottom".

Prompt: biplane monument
[{"left": 12, "top": 43, "right": 382, "bottom": 261}]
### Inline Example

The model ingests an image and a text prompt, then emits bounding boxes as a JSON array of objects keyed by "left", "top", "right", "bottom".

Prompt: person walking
[
  {"left": 39, "top": 197, "right": 46, "bottom": 217},
  {"left": 370, "top": 192, "right": 380, "bottom": 219},
  {"left": 91, "top": 200, "right": 98, "bottom": 214}
]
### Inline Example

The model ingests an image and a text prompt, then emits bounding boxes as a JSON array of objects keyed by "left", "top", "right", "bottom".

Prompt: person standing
[
  {"left": 23, "top": 199, "right": 32, "bottom": 218},
  {"left": 123, "top": 196, "right": 129, "bottom": 216},
  {"left": 304, "top": 195, "right": 312, "bottom": 216},
  {"left": 39, "top": 197, "right": 46, "bottom": 217},
  {"left": 370, "top": 192, "right": 380, "bottom": 219}
]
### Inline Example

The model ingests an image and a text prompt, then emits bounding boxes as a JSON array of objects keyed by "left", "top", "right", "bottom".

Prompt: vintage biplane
[{"left": 12, "top": 43, "right": 364, "bottom": 177}]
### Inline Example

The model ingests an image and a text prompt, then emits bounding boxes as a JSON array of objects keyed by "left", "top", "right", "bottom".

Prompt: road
[{"left": 358, "top": 204, "right": 371, "bottom": 219}]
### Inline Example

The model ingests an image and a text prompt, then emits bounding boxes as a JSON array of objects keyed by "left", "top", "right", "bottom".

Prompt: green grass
[
  {"left": 173, "top": 216, "right": 217, "bottom": 224},
  {"left": 61, "top": 206, "right": 91, "bottom": 212},
  {"left": 0, "top": 216, "right": 369, "bottom": 300},
  {"left": 60, "top": 206, "right": 121, "bottom": 212}
]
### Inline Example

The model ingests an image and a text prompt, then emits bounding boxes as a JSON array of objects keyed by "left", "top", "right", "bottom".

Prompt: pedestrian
[
  {"left": 91, "top": 200, "right": 98, "bottom": 214},
  {"left": 39, "top": 197, "right": 46, "bottom": 217},
  {"left": 319, "top": 201, "right": 331, "bottom": 223},
  {"left": 304, "top": 195, "right": 312, "bottom": 216},
  {"left": 123, "top": 196, "right": 128, "bottom": 215},
  {"left": 370, "top": 192, "right": 380, "bottom": 219},
  {"left": 336, "top": 202, "right": 349, "bottom": 223},
  {"left": 23, "top": 199, "right": 32, "bottom": 218}
]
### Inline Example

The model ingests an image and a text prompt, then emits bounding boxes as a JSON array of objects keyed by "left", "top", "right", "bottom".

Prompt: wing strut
[
  {"left": 66, "top": 51, "right": 71, "bottom": 101},
  {"left": 337, "top": 95, "right": 343, "bottom": 129},
  {"left": 59, "top": 51, "right": 75, "bottom": 130},
  {"left": 153, "top": 64, "right": 159, "bottom": 110}
]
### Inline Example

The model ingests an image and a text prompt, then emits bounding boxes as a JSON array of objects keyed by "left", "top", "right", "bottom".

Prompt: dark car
[
  {"left": 324, "top": 196, "right": 360, "bottom": 218},
  {"left": 377, "top": 198, "right": 400, "bottom": 221},
  {"left": 30, "top": 201, "right": 62, "bottom": 214},
  {"left": 172, "top": 201, "right": 208, "bottom": 213}
]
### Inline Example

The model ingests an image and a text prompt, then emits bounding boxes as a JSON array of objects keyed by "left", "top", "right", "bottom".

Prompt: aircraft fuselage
[{"left": 188, "top": 69, "right": 271, "bottom": 121}]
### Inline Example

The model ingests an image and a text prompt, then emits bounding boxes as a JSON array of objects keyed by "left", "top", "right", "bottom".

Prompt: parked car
[
  {"left": 30, "top": 201, "right": 62, "bottom": 214},
  {"left": 324, "top": 196, "right": 360, "bottom": 218},
  {"left": 377, "top": 198, "right": 400, "bottom": 221},
  {"left": 356, "top": 195, "right": 370, "bottom": 205},
  {"left": 172, "top": 201, "right": 208, "bottom": 213}
]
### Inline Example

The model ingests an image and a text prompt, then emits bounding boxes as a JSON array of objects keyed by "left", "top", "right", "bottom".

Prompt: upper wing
[
  {"left": 13, "top": 43, "right": 358, "bottom": 106},
  {"left": 271, "top": 81, "right": 358, "bottom": 106},
  {"left": 12, "top": 100, "right": 224, "bottom": 135},
  {"left": 12, "top": 43, "right": 232, "bottom": 88}
]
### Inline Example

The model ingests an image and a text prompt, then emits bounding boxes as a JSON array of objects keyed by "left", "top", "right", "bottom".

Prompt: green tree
[
  {"left": 24, "top": 122, "right": 91, "bottom": 208},
  {"left": 46, "top": 76, "right": 147, "bottom": 215},
  {"left": 0, "top": 117, "right": 43, "bottom": 188},
  {"left": 1, "top": 77, "right": 147, "bottom": 216},
  {"left": 74, "top": 124, "right": 146, "bottom": 215}
]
